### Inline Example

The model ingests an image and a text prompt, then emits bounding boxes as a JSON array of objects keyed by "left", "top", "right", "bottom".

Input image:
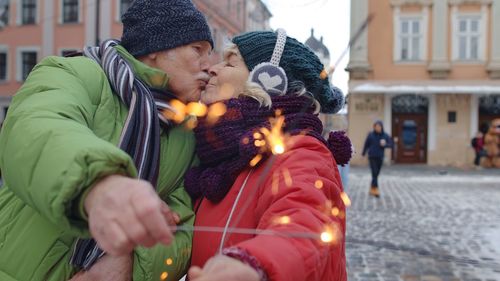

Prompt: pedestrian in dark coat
[{"left": 362, "top": 121, "right": 393, "bottom": 197}]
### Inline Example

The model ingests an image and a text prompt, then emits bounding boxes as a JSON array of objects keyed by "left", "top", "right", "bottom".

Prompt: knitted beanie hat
[
  {"left": 121, "top": 0, "right": 213, "bottom": 57},
  {"left": 232, "top": 30, "right": 344, "bottom": 114}
]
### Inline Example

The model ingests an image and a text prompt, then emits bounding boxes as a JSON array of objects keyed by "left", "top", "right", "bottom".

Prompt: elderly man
[{"left": 0, "top": 0, "right": 212, "bottom": 280}]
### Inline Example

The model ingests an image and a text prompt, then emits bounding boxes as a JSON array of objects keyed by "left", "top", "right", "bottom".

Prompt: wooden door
[{"left": 392, "top": 114, "right": 428, "bottom": 163}]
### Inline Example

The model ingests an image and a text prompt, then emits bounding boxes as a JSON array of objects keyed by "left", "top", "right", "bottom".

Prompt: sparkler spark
[
  {"left": 186, "top": 102, "right": 207, "bottom": 117},
  {"left": 271, "top": 171, "right": 279, "bottom": 194},
  {"left": 315, "top": 180, "right": 324, "bottom": 189},
  {"left": 163, "top": 100, "right": 227, "bottom": 127},
  {"left": 282, "top": 168, "right": 293, "bottom": 187},
  {"left": 250, "top": 154, "right": 263, "bottom": 167},
  {"left": 273, "top": 215, "right": 292, "bottom": 225},
  {"left": 320, "top": 231, "right": 334, "bottom": 243},
  {"left": 340, "top": 192, "right": 352, "bottom": 207},
  {"left": 206, "top": 102, "right": 227, "bottom": 125}
]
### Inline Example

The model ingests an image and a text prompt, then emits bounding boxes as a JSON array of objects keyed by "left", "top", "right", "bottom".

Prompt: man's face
[{"left": 148, "top": 41, "right": 212, "bottom": 102}]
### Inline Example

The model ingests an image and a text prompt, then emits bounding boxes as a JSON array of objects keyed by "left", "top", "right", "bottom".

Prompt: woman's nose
[{"left": 208, "top": 63, "right": 223, "bottom": 76}]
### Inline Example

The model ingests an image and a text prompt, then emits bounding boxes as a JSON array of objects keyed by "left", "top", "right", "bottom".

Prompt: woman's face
[{"left": 201, "top": 47, "right": 250, "bottom": 104}]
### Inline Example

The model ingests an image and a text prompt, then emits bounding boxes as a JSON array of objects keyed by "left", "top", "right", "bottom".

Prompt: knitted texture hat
[
  {"left": 121, "top": 0, "right": 213, "bottom": 57},
  {"left": 232, "top": 31, "right": 344, "bottom": 114}
]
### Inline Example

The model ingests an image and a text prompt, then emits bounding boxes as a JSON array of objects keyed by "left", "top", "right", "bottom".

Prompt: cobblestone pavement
[{"left": 345, "top": 166, "right": 500, "bottom": 281}]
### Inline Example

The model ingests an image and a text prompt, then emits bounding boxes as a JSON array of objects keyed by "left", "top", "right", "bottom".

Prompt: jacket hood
[{"left": 373, "top": 120, "right": 385, "bottom": 133}]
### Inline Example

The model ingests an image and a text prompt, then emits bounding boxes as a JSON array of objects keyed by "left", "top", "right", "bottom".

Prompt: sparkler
[
  {"left": 252, "top": 111, "right": 289, "bottom": 156},
  {"left": 330, "top": 13, "right": 375, "bottom": 74}
]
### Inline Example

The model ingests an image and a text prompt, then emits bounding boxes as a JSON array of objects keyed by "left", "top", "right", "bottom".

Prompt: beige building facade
[{"left": 347, "top": 0, "right": 500, "bottom": 167}]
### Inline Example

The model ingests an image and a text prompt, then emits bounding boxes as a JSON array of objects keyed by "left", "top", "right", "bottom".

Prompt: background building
[
  {"left": 244, "top": 0, "right": 272, "bottom": 32},
  {"left": 347, "top": 0, "right": 500, "bottom": 167},
  {"left": 0, "top": 0, "right": 271, "bottom": 123}
]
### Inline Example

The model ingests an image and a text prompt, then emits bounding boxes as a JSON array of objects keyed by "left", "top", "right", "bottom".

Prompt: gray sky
[{"left": 262, "top": 0, "right": 351, "bottom": 95}]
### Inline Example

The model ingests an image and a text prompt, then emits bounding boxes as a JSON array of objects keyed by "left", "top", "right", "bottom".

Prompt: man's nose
[{"left": 201, "top": 60, "right": 210, "bottom": 73}]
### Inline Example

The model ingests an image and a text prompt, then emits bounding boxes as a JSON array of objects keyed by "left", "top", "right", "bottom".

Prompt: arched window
[
  {"left": 392, "top": 94, "right": 429, "bottom": 114},
  {"left": 479, "top": 95, "right": 500, "bottom": 115}
]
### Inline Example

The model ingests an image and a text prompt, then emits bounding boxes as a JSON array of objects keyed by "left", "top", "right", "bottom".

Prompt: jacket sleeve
[
  {"left": 362, "top": 133, "right": 371, "bottom": 156},
  {"left": 233, "top": 137, "right": 346, "bottom": 281},
  {"left": 0, "top": 56, "right": 137, "bottom": 236},
  {"left": 384, "top": 133, "right": 394, "bottom": 148},
  {"left": 133, "top": 181, "right": 195, "bottom": 281}
]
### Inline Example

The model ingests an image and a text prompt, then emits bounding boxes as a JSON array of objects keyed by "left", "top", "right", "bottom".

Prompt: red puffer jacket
[{"left": 191, "top": 135, "right": 347, "bottom": 281}]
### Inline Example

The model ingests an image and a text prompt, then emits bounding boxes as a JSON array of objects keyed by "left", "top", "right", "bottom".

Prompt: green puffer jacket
[{"left": 0, "top": 46, "right": 196, "bottom": 281}]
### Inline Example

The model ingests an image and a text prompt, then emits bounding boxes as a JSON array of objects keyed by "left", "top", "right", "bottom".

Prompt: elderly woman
[{"left": 185, "top": 29, "right": 351, "bottom": 281}]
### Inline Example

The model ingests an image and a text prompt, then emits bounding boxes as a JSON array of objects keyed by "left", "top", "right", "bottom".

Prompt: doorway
[
  {"left": 479, "top": 95, "right": 500, "bottom": 134},
  {"left": 392, "top": 95, "right": 429, "bottom": 163}
]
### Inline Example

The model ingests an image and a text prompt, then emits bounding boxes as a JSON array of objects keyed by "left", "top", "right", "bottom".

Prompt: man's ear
[
  {"left": 137, "top": 52, "right": 158, "bottom": 67},
  {"left": 147, "top": 52, "right": 158, "bottom": 61}
]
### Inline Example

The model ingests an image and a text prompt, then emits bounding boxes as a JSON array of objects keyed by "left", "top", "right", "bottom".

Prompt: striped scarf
[{"left": 70, "top": 39, "right": 174, "bottom": 270}]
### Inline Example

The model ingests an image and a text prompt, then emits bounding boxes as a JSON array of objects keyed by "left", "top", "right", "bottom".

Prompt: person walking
[
  {"left": 471, "top": 131, "right": 486, "bottom": 168},
  {"left": 362, "top": 121, "right": 393, "bottom": 197}
]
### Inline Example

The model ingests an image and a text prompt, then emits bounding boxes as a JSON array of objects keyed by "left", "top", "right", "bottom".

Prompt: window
[
  {"left": 448, "top": 111, "right": 457, "bottom": 123},
  {"left": 456, "top": 16, "right": 481, "bottom": 60},
  {"left": 0, "top": 52, "right": 6, "bottom": 81},
  {"left": 21, "top": 0, "right": 36, "bottom": 25},
  {"left": 402, "top": 120, "right": 418, "bottom": 149},
  {"left": 62, "top": 0, "right": 79, "bottom": 23},
  {"left": 0, "top": 3, "right": 8, "bottom": 27},
  {"left": 120, "top": 0, "right": 133, "bottom": 18},
  {"left": 397, "top": 17, "right": 423, "bottom": 61},
  {"left": 20, "top": 51, "right": 37, "bottom": 81}
]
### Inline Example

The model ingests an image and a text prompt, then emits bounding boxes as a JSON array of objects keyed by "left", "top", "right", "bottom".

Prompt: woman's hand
[
  {"left": 188, "top": 255, "right": 260, "bottom": 281},
  {"left": 68, "top": 254, "right": 133, "bottom": 281}
]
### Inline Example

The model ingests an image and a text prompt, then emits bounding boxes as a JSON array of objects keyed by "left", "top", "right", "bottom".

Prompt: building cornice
[
  {"left": 448, "top": 0, "right": 493, "bottom": 5},
  {"left": 346, "top": 61, "right": 372, "bottom": 80},
  {"left": 487, "top": 62, "right": 500, "bottom": 79},
  {"left": 427, "top": 61, "right": 452, "bottom": 79},
  {"left": 390, "top": 0, "right": 433, "bottom": 7},
  {"left": 349, "top": 80, "right": 500, "bottom": 94}
]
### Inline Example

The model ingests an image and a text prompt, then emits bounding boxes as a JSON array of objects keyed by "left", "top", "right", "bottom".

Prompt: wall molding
[
  {"left": 390, "top": 0, "right": 433, "bottom": 6},
  {"left": 448, "top": 0, "right": 493, "bottom": 5}
]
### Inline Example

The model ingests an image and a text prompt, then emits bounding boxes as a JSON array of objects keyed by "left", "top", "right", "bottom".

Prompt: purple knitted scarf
[{"left": 184, "top": 95, "right": 351, "bottom": 203}]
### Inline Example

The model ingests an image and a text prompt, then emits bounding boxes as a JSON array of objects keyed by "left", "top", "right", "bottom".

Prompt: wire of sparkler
[
  {"left": 176, "top": 225, "right": 321, "bottom": 240},
  {"left": 331, "top": 13, "right": 375, "bottom": 74}
]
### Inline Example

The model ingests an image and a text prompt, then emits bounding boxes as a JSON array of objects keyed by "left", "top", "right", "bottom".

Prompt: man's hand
[
  {"left": 69, "top": 254, "right": 133, "bottom": 281},
  {"left": 84, "top": 175, "right": 179, "bottom": 256},
  {"left": 188, "top": 255, "right": 260, "bottom": 281}
]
